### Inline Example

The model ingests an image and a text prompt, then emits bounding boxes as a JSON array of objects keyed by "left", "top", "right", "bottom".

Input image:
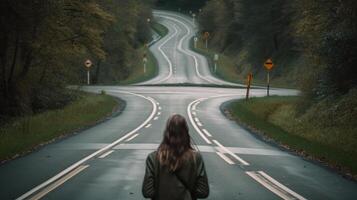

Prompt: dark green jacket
[{"left": 142, "top": 151, "right": 209, "bottom": 200}]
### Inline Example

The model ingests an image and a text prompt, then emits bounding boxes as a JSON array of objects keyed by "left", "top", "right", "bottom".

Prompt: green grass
[
  {"left": 227, "top": 96, "right": 357, "bottom": 175},
  {"left": 118, "top": 22, "right": 168, "bottom": 85},
  {"left": 0, "top": 92, "right": 120, "bottom": 162},
  {"left": 118, "top": 48, "right": 158, "bottom": 85},
  {"left": 191, "top": 39, "right": 296, "bottom": 88},
  {"left": 152, "top": 22, "right": 169, "bottom": 38}
]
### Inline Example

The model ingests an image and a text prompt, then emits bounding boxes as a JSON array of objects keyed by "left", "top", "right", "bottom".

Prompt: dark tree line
[
  {"left": 0, "top": 0, "right": 152, "bottom": 121},
  {"left": 198, "top": 0, "right": 357, "bottom": 104}
]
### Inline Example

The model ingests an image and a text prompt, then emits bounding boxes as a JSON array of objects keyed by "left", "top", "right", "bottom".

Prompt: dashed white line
[
  {"left": 126, "top": 133, "right": 139, "bottom": 142},
  {"left": 216, "top": 152, "right": 235, "bottom": 165},
  {"left": 154, "top": 116, "right": 159, "bottom": 120},
  {"left": 99, "top": 150, "right": 114, "bottom": 159},
  {"left": 17, "top": 91, "right": 158, "bottom": 200},
  {"left": 213, "top": 140, "right": 249, "bottom": 166},
  {"left": 187, "top": 98, "right": 211, "bottom": 144},
  {"left": 202, "top": 129, "right": 212, "bottom": 137},
  {"left": 158, "top": 112, "right": 161, "bottom": 115},
  {"left": 192, "top": 111, "right": 196, "bottom": 115},
  {"left": 145, "top": 124, "right": 152, "bottom": 128},
  {"left": 158, "top": 106, "right": 162, "bottom": 110},
  {"left": 197, "top": 122, "right": 203, "bottom": 127}
]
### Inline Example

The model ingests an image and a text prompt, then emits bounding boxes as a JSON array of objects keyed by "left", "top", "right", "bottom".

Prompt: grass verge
[
  {"left": 118, "top": 22, "right": 168, "bottom": 85},
  {"left": 225, "top": 96, "right": 357, "bottom": 178},
  {"left": 0, "top": 91, "right": 122, "bottom": 163},
  {"left": 152, "top": 21, "right": 169, "bottom": 38}
]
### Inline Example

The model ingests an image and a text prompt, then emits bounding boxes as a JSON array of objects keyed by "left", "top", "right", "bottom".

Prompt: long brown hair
[{"left": 157, "top": 114, "right": 194, "bottom": 172}]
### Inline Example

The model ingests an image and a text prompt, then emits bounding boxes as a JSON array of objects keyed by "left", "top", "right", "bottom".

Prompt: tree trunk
[{"left": 8, "top": 32, "right": 19, "bottom": 84}]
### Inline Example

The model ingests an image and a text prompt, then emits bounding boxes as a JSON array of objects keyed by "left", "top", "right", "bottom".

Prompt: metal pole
[
  {"left": 87, "top": 70, "right": 90, "bottom": 85},
  {"left": 214, "top": 62, "right": 217, "bottom": 73},
  {"left": 267, "top": 71, "right": 270, "bottom": 96},
  {"left": 144, "top": 63, "right": 146, "bottom": 74},
  {"left": 205, "top": 39, "right": 208, "bottom": 49}
]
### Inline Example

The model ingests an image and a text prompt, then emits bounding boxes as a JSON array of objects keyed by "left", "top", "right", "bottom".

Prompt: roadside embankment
[
  {"left": 0, "top": 91, "right": 123, "bottom": 163},
  {"left": 118, "top": 22, "right": 168, "bottom": 85},
  {"left": 224, "top": 95, "right": 357, "bottom": 179}
]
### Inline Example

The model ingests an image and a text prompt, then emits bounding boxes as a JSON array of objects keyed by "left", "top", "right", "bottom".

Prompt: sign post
[
  {"left": 214, "top": 54, "right": 219, "bottom": 73},
  {"left": 246, "top": 72, "right": 253, "bottom": 101},
  {"left": 264, "top": 58, "right": 274, "bottom": 96},
  {"left": 194, "top": 36, "right": 198, "bottom": 48},
  {"left": 192, "top": 13, "right": 196, "bottom": 24},
  {"left": 203, "top": 32, "right": 210, "bottom": 49},
  {"left": 143, "top": 53, "right": 148, "bottom": 74},
  {"left": 84, "top": 59, "right": 92, "bottom": 85}
]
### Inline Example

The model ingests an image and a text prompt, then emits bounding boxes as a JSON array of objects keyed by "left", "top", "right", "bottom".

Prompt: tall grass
[
  {"left": 227, "top": 95, "right": 357, "bottom": 175},
  {"left": 0, "top": 92, "right": 119, "bottom": 162}
]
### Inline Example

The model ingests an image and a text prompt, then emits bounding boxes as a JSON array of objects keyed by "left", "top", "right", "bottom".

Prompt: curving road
[{"left": 0, "top": 11, "right": 356, "bottom": 200}]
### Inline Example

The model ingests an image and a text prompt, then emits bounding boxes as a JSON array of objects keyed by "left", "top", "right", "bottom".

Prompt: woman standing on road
[{"left": 142, "top": 114, "right": 209, "bottom": 200}]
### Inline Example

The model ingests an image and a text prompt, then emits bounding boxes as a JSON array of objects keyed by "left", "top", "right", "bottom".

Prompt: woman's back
[
  {"left": 143, "top": 151, "right": 208, "bottom": 200},
  {"left": 142, "top": 114, "right": 209, "bottom": 200}
]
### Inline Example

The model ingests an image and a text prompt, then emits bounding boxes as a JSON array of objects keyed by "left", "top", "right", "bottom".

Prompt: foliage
[{"left": 0, "top": 0, "right": 153, "bottom": 120}]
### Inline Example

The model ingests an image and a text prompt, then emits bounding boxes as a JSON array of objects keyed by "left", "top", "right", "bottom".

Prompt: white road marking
[
  {"left": 194, "top": 117, "right": 200, "bottom": 122},
  {"left": 154, "top": 116, "right": 159, "bottom": 120},
  {"left": 216, "top": 152, "right": 235, "bottom": 165},
  {"left": 213, "top": 140, "right": 249, "bottom": 166},
  {"left": 202, "top": 129, "right": 212, "bottom": 137},
  {"left": 158, "top": 112, "right": 161, "bottom": 115},
  {"left": 187, "top": 98, "right": 211, "bottom": 144},
  {"left": 192, "top": 111, "right": 196, "bottom": 115},
  {"left": 192, "top": 101, "right": 199, "bottom": 111},
  {"left": 246, "top": 171, "right": 306, "bottom": 200},
  {"left": 158, "top": 106, "right": 162, "bottom": 110},
  {"left": 197, "top": 122, "right": 203, "bottom": 127},
  {"left": 125, "top": 134, "right": 139, "bottom": 142},
  {"left": 17, "top": 91, "right": 158, "bottom": 200},
  {"left": 29, "top": 165, "right": 89, "bottom": 200},
  {"left": 98, "top": 150, "right": 114, "bottom": 159},
  {"left": 155, "top": 24, "right": 179, "bottom": 83},
  {"left": 145, "top": 124, "right": 152, "bottom": 128}
]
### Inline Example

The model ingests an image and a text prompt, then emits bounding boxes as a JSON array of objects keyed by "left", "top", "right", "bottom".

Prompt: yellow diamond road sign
[{"left": 264, "top": 58, "right": 274, "bottom": 70}]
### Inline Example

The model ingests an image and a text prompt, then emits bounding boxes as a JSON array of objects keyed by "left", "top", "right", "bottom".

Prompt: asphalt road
[{"left": 1, "top": 11, "right": 356, "bottom": 200}]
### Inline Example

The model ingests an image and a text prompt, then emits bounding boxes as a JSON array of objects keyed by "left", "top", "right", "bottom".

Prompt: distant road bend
[{"left": 0, "top": 10, "right": 356, "bottom": 200}]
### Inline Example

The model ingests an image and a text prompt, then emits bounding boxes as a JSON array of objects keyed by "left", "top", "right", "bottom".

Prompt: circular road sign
[{"left": 84, "top": 59, "right": 92, "bottom": 68}]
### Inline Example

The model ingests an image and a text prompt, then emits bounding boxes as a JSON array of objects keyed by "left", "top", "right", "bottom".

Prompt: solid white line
[
  {"left": 145, "top": 124, "right": 152, "bottom": 128},
  {"left": 216, "top": 152, "right": 235, "bottom": 165},
  {"left": 16, "top": 91, "right": 158, "bottom": 200},
  {"left": 155, "top": 23, "right": 179, "bottom": 83},
  {"left": 98, "top": 150, "right": 114, "bottom": 159},
  {"left": 156, "top": 15, "right": 217, "bottom": 84},
  {"left": 202, "top": 129, "right": 212, "bottom": 137},
  {"left": 212, "top": 140, "right": 249, "bottom": 166},
  {"left": 29, "top": 165, "right": 89, "bottom": 200},
  {"left": 154, "top": 116, "right": 159, "bottom": 120},
  {"left": 258, "top": 171, "right": 307, "bottom": 200},
  {"left": 125, "top": 134, "right": 139, "bottom": 142},
  {"left": 187, "top": 98, "right": 211, "bottom": 144}
]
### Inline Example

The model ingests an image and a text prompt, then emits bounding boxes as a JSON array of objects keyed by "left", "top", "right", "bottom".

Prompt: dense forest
[
  {"left": 197, "top": 0, "right": 357, "bottom": 104},
  {"left": 0, "top": 0, "right": 152, "bottom": 121}
]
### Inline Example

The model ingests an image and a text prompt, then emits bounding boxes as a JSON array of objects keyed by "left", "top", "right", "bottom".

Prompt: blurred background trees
[{"left": 0, "top": 0, "right": 152, "bottom": 121}]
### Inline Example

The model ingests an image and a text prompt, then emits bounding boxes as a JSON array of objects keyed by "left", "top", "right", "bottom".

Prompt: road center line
[
  {"left": 213, "top": 140, "right": 249, "bottom": 166},
  {"left": 98, "top": 150, "right": 114, "bottom": 159},
  {"left": 246, "top": 171, "right": 306, "bottom": 200},
  {"left": 125, "top": 134, "right": 139, "bottom": 142},
  {"left": 29, "top": 165, "right": 89, "bottom": 200},
  {"left": 216, "top": 152, "right": 235, "bottom": 165}
]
